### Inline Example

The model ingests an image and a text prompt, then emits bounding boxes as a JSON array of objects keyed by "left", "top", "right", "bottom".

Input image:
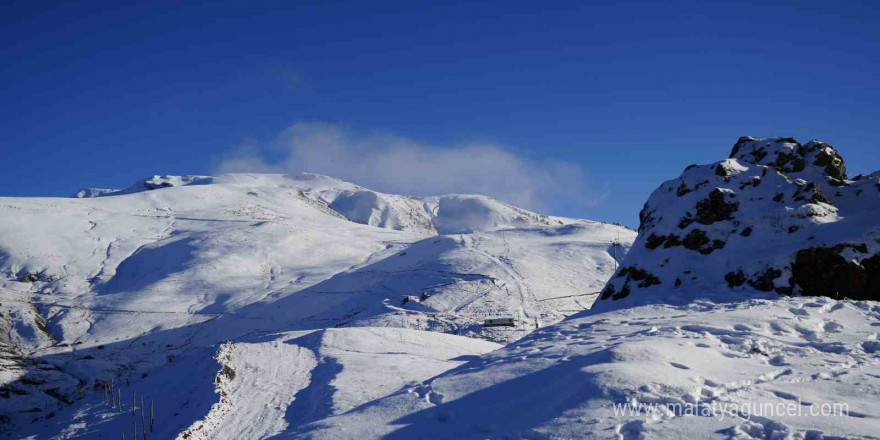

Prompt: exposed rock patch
[
  {"left": 792, "top": 247, "right": 880, "bottom": 301},
  {"left": 694, "top": 188, "right": 739, "bottom": 225}
]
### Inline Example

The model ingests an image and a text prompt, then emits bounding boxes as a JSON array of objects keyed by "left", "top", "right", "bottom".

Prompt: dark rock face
[
  {"left": 620, "top": 266, "right": 661, "bottom": 288},
  {"left": 773, "top": 150, "right": 806, "bottom": 174},
  {"left": 599, "top": 283, "right": 631, "bottom": 301},
  {"left": 791, "top": 247, "right": 880, "bottom": 301},
  {"left": 793, "top": 182, "right": 832, "bottom": 205},
  {"left": 862, "top": 255, "right": 880, "bottom": 298},
  {"left": 602, "top": 266, "right": 661, "bottom": 301},
  {"left": 646, "top": 233, "right": 666, "bottom": 250},
  {"left": 725, "top": 270, "right": 746, "bottom": 287},
  {"left": 143, "top": 181, "right": 175, "bottom": 190},
  {"left": 729, "top": 136, "right": 758, "bottom": 159},
  {"left": 695, "top": 189, "right": 739, "bottom": 224},
  {"left": 645, "top": 233, "right": 682, "bottom": 250},
  {"left": 810, "top": 143, "right": 848, "bottom": 181},
  {"left": 638, "top": 203, "right": 657, "bottom": 233},
  {"left": 682, "top": 229, "right": 709, "bottom": 250},
  {"left": 664, "top": 234, "right": 682, "bottom": 248},
  {"left": 748, "top": 267, "right": 782, "bottom": 292}
]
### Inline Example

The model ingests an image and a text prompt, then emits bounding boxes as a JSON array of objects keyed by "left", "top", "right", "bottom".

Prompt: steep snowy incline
[{"left": 594, "top": 136, "right": 880, "bottom": 311}]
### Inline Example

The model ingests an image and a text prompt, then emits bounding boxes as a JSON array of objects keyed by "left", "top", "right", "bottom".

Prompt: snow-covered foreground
[
  {"left": 282, "top": 296, "right": 879, "bottom": 439},
  {"left": 0, "top": 173, "right": 632, "bottom": 437},
  {"left": 20, "top": 327, "right": 499, "bottom": 440}
]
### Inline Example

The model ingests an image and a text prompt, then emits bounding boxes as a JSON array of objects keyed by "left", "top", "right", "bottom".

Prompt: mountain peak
[{"left": 729, "top": 136, "right": 848, "bottom": 181}]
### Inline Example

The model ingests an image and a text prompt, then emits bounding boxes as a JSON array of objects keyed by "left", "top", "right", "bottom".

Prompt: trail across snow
[{"left": 177, "top": 341, "right": 318, "bottom": 440}]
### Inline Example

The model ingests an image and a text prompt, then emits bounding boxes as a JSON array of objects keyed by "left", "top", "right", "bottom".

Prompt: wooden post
[
  {"left": 141, "top": 395, "right": 146, "bottom": 440},
  {"left": 118, "top": 389, "right": 122, "bottom": 413},
  {"left": 150, "top": 399, "right": 154, "bottom": 432},
  {"left": 132, "top": 392, "right": 136, "bottom": 415}
]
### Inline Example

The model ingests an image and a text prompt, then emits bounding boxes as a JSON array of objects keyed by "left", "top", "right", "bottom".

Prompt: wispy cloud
[{"left": 216, "top": 122, "right": 605, "bottom": 214}]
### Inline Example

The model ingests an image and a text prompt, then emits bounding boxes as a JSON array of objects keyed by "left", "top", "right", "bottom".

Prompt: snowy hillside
[
  {"left": 284, "top": 296, "right": 879, "bottom": 440},
  {"left": 73, "top": 173, "right": 579, "bottom": 234},
  {"left": 260, "top": 138, "right": 880, "bottom": 440},
  {"left": 596, "top": 136, "right": 880, "bottom": 311},
  {"left": 0, "top": 173, "right": 632, "bottom": 437},
  {"left": 7, "top": 137, "right": 877, "bottom": 440}
]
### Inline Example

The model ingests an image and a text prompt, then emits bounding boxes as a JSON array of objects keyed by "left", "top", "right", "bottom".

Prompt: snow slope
[
  {"left": 0, "top": 173, "right": 632, "bottom": 437},
  {"left": 173, "top": 328, "right": 499, "bottom": 440},
  {"left": 17, "top": 327, "right": 498, "bottom": 440},
  {"left": 285, "top": 296, "right": 880, "bottom": 439},
  {"left": 258, "top": 138, "right": 878, "bottom": 439},
  {"left": 74, "top": 173, "right": 582, "bottom": 234}
]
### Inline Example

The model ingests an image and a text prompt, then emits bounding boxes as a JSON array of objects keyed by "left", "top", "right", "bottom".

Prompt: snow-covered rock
[{"left": 595, "top": 137, "right": 880, "bottom": 311}]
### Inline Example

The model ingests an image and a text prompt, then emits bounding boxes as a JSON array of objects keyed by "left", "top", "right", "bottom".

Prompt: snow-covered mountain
[
  {"left": 0, "top": 173, "right": 633, "bottom": 437},
  {"left": 270, "top": 138, "right": 879, "bottom": 440},
  {"left": 5, "top": 137, "right": 878, "bottom": 440},
  {"left": 77, "top": 173, "right": 577, "bottom": 234},
  {"left": 595, "top": 136, "right": 880, "bottom": 311}
]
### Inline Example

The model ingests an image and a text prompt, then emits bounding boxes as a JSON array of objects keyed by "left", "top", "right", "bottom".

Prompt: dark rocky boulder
[
  {"left": 809, "top": 142, "right": 848, "bottom": 181},
  {"left": 694, "top": 188, "right": 739, "bottom": 224},
  {"left": 793, "top": 182, "right": 832, "bottom": 205},
  {"left": 791, "top": 247, "right": 880, "bottom": 301}
]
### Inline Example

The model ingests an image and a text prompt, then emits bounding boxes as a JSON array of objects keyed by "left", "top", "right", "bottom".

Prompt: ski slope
[{"left": 0, "top": 173, "right": 632, "bottom": 437}]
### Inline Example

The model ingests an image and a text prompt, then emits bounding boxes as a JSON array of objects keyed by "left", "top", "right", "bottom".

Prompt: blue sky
[{"left": 1, "top": 0, "right": 878, "bottom": 227}]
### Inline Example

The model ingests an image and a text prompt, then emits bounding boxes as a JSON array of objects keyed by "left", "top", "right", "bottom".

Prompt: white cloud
[{"left": 216, "top": 122, "right": 604, "bottom": 214}]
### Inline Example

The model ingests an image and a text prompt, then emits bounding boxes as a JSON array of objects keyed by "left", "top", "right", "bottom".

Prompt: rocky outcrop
[
  {"left": 694, "top": 188, "right": 739, "bottom": 225},
  {"left": 595, "top": 137, "right": 879, "bottom": 309},
  {"left": 792, "top": 247, "right": 880, "bottom": 301},
  {"left": 600, "top": 266, "right": 661, "bottom": 300}
]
